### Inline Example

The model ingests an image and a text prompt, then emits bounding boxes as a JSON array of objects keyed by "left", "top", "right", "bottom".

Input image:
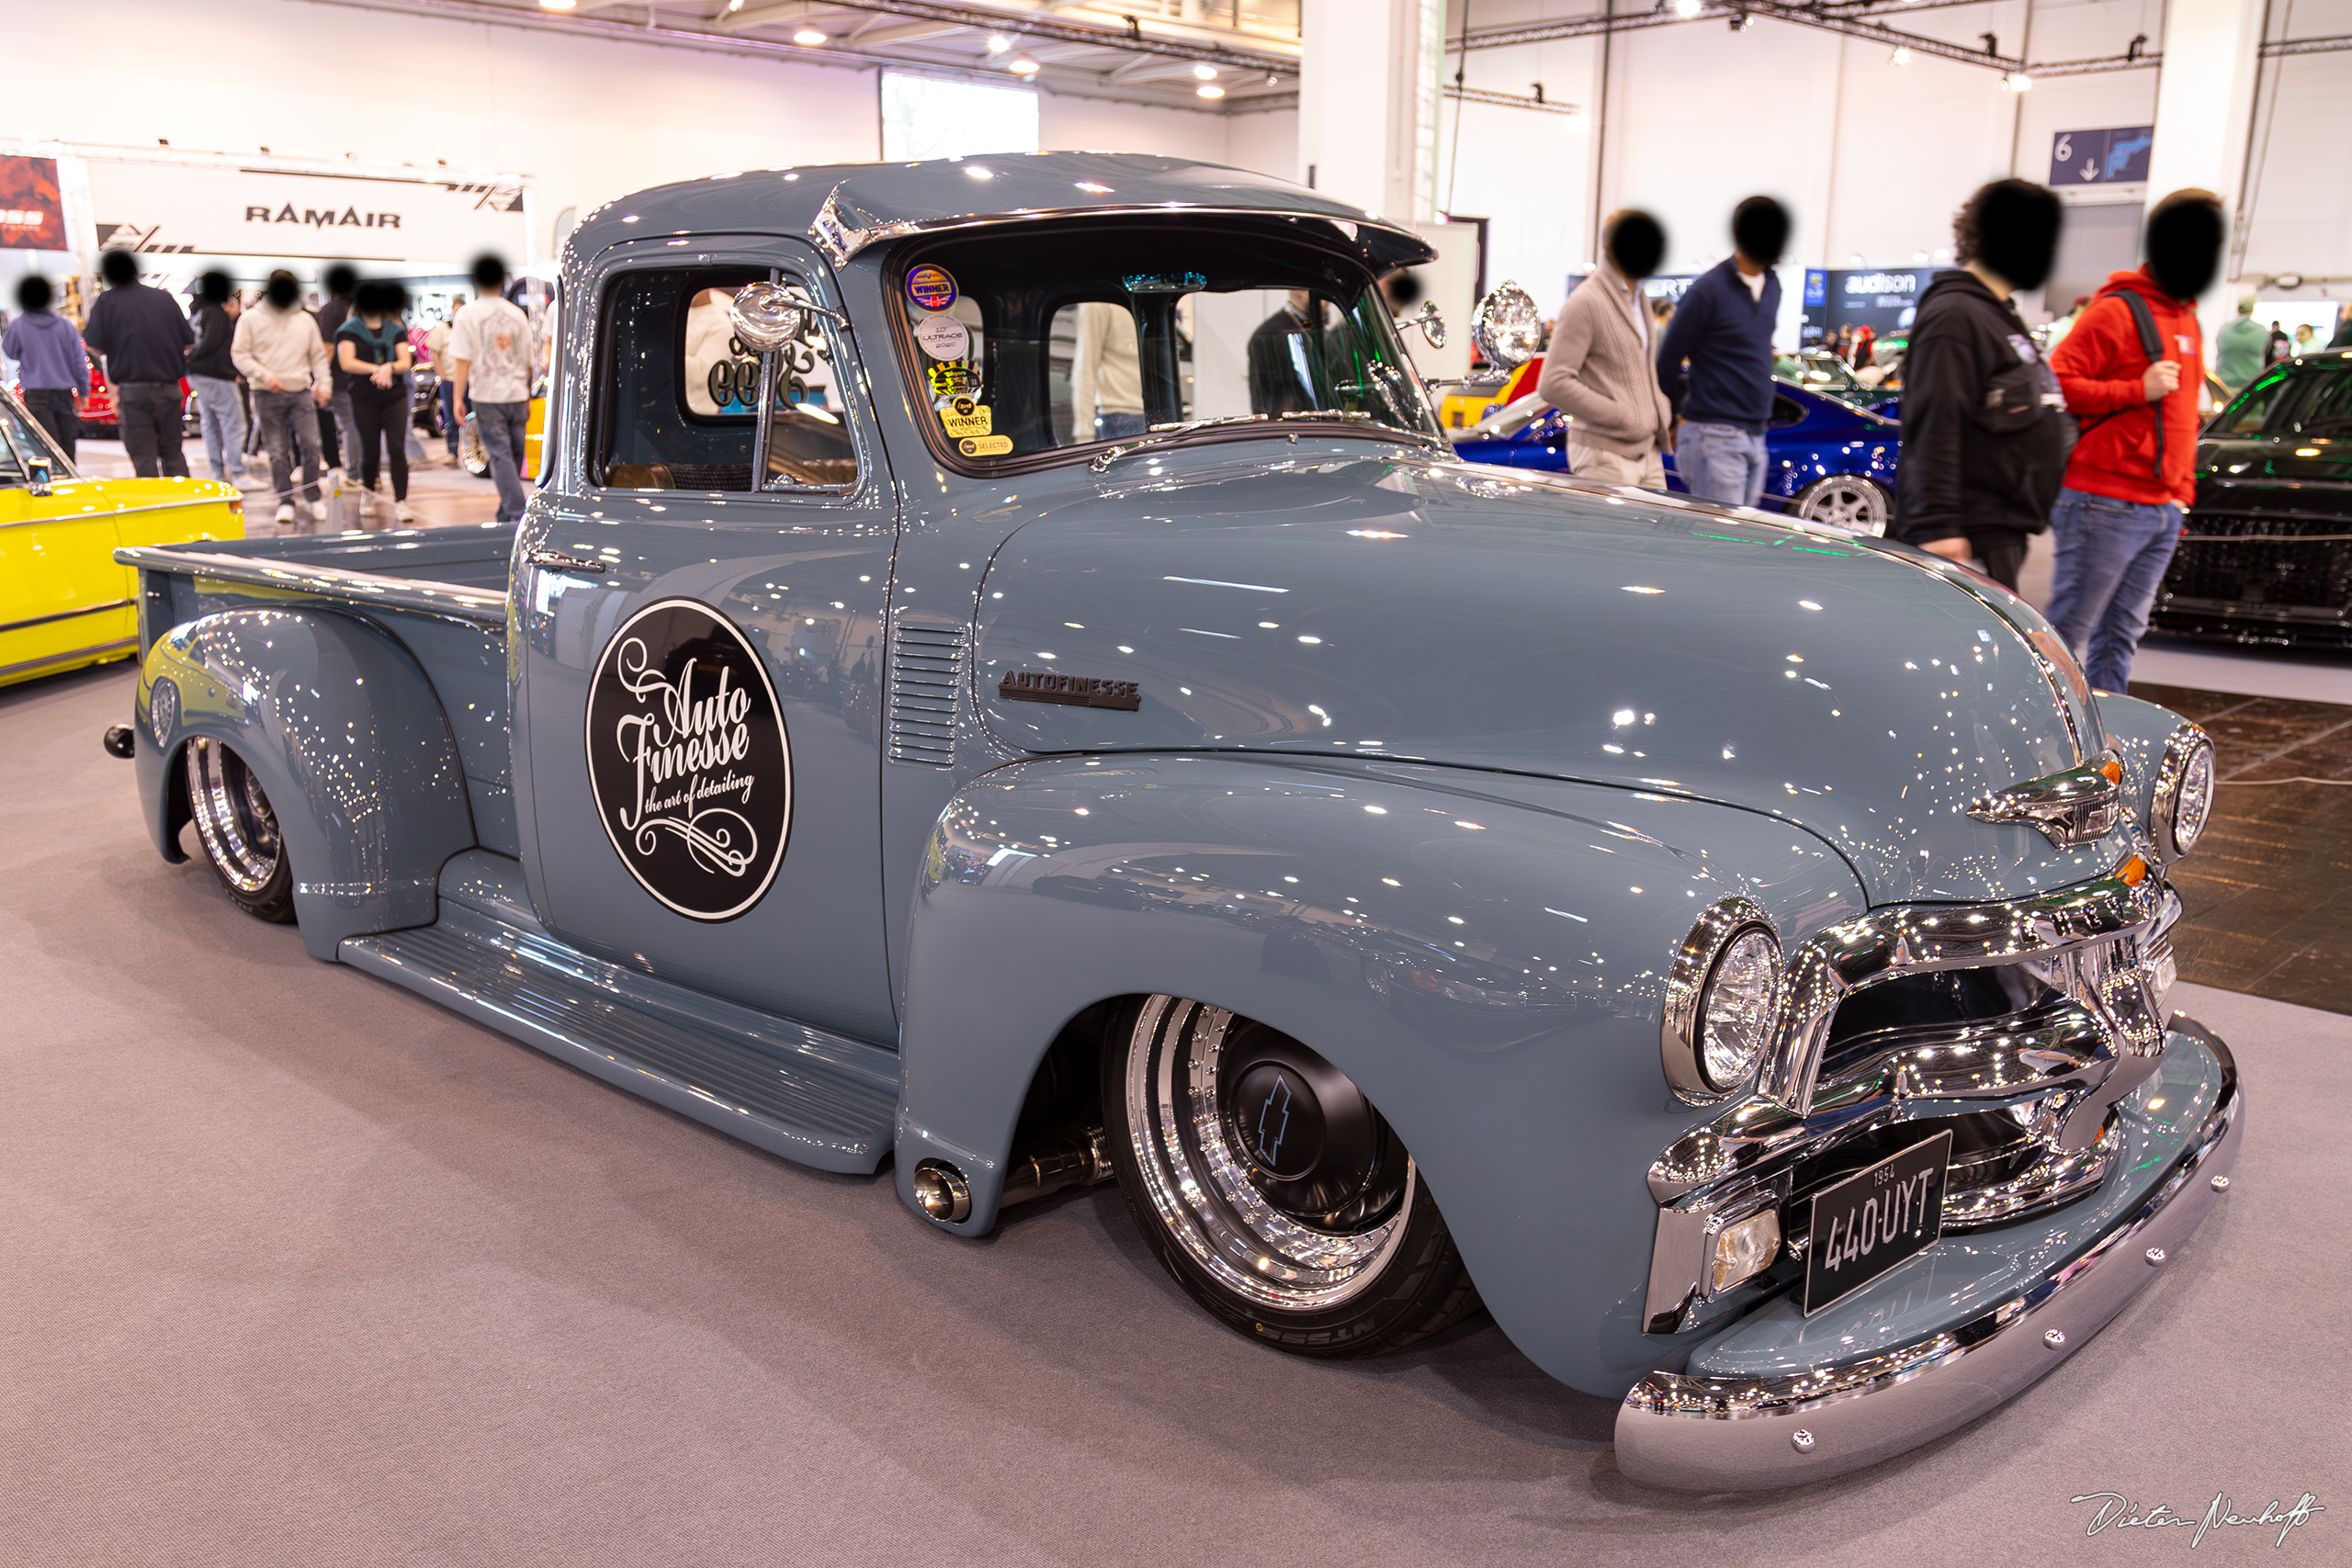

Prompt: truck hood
[{"left": 970, "top": 450, "right": 2116, "bottom": 905}]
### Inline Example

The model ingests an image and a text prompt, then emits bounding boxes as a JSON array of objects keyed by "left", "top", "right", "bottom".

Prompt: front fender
[
  {"left": 137, "top": 607, "right": 478, "bottom": 959},
  {"left": 897, "top": 752, "right": 1867, "bottom": 1398}
]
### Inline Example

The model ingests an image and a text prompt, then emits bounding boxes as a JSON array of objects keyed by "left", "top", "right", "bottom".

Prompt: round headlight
[
  {"left": 1699, "top": 928, "right": 1781, "bottom": 1090},
  {"left": 2154, "top": 727, "right": 2216, "bottom": 862}
]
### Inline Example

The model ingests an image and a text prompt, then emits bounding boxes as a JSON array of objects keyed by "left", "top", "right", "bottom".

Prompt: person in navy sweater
[{"left": 1657, "top": 196, "right": 1787, "bottom": 508}]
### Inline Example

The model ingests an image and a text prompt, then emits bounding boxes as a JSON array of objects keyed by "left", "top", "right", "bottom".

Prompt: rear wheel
[
  {"left": 1792, "top": 474, "right": 1891, "bottom": 535},
  {"left": 185, "top": 738, "right": 297, "bottom": 923},
  {"left": 1103, "top": 995, "right": 1480, "bottom": 1356}
]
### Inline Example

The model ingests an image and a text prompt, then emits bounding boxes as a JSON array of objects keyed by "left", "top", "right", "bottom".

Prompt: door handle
[{"left": 528, "top": 550, "right": 607, "bottom": 574}]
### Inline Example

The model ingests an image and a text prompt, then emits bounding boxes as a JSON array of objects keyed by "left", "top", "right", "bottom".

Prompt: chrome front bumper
[{"left": 1615, "top": 1019, "right": 2242, "bottom": 1491}]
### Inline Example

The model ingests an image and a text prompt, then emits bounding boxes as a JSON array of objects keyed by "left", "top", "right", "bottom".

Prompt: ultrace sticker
[
  {"left": 958, "top": 434, "right": 1013, "bottom": 457},
  {"left": 906, "top": 265, "right": 957, "bottom": 311},
  {"left": 941, "top": 396, "right": 992, "bottom": 438},
  {"left": 914, "top": 312, "right": 970, "bottom": 361}
]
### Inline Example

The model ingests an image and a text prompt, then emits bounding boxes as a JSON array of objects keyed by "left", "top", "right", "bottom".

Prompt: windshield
[
  {"left": 0, "top": 390, "right": 75, "bottom": 481},
  {"left": 888, "top": 220, "right": 1442, "bottom": 466}
]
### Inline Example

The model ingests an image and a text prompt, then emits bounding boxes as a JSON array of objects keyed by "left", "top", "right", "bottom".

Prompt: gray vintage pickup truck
[{"left": 113, "top": 152, "right": 2239, "bottom": 1491}]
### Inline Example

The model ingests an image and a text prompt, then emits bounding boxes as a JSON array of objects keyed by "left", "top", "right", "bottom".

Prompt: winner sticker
[
  {"left": 906, "top": 265, "right": 957, "bottom": 311},
  {"left": 941, "top": 397, "right": 992, "bottom": 438},
  {"left": 913, "top": 312, "right": 970, "bottom": 361}
]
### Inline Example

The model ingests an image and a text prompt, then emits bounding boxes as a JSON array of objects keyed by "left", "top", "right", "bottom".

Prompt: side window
[
  {"left": 1769, "top": 394, "right": 1807, "bottom": 428},
  {"left": 2289, "top": 370, "right": 2352, "bottom": 438},
  {"left": 0, "top": 399, "right": 51, "bottom": 484},
  {"left": 2216, "top": 368, "right": 2304, "bottom": 435},
  {"left": 596, "top": 265, "right": 857, "bottom": 492}
]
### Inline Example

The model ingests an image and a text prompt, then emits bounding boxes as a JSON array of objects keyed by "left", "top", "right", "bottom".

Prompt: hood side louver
[{"left": 888, "top": 620, "right": 966, "bottom": 767}]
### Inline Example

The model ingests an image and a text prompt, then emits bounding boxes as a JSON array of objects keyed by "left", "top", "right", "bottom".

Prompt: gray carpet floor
[{"left": 5, "top": 663, "right": 2345, "bottom": 1566}]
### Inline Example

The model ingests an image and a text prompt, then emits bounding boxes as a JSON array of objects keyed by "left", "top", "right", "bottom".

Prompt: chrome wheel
[
  {"left": 186, "top": 737, "right": 296, "bottom": 920},
  {"left": 1792, "top": 475, "right": 1890, "bottom": 535},
  {"left": 1123, "top": 996, "right": 1415, "bottom": 1312}
]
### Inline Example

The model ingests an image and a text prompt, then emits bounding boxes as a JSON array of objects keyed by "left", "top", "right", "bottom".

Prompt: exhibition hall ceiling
[{"left": 341, "top": 0, "right": 1305, "bottom": 110}]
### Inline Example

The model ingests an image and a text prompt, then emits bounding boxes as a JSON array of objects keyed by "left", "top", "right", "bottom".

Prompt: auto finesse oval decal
[{"left": 585, "top": 598, "right": 791, "bottom": 921}]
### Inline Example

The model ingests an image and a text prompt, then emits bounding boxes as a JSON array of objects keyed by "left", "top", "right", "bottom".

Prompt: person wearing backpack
[
  {"left": 1893, "top": 179, "right": 2068, "bottom": 590},
  {"left": 2044, "top": 189, "right": 2225, "bottom": 694}
]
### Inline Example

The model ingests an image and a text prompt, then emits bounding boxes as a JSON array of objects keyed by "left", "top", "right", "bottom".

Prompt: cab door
[
  {"left": 0, "top": 396, "right": 130, "bottom": 682},
  {"left": 514, "top": 240, "right": 901, "bottom": 1044}
]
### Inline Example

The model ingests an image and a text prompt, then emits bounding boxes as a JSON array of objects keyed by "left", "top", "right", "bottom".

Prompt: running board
[{"left": 340, "top": 901, "right": 901, "bottom": 1172}]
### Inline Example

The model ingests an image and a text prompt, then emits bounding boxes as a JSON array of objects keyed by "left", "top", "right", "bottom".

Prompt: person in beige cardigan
[{"left": 1536, "top": 211, "right": 1674, "bottom": 489}]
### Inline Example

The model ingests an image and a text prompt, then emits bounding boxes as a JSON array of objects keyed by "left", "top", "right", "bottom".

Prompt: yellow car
[
  {"left": 1, "top": 384, "right": 244, "bottom": 689},
  {"left": 457, "top": 387, "right": 548, "bottom": 480}
]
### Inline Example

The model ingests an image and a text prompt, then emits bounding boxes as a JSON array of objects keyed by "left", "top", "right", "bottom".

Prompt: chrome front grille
[
  {"left": 888, "top": 621, "right": 965, "bottom": 767},
  {"left": 1642, "top": 869, "right": 2180, "bottom": 1336}
]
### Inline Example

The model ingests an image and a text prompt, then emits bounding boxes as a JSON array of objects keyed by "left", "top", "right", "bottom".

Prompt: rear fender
[
  {"left": 897, "top": 752, "right": 1867, "bottom": 1397},
  {"left": 137, "top": 607, "right": 477, "bottom": 959}
]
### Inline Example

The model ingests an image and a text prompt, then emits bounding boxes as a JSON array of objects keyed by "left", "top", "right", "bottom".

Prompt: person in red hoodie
[{"left": 2044, "top": 189, "right": 2226, "bottom": 692}]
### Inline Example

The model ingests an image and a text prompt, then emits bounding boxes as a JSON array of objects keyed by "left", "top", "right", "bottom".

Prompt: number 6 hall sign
[{"left": 2052, "top": 127, "right": 2154, "bottom": 188}]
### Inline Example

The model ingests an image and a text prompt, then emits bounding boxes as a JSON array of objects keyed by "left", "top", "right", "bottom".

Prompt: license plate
[{"left": 1802, "top": 1130, "right": 1951, "bottom": 1315}]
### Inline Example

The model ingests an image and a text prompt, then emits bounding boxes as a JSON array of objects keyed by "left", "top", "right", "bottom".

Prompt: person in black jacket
[
  {"left": 80, "top": 249, "right": 194, "bottom": 477},
  {"left": 187, "top": 271, "right": 257, "bottom": 489},
  {"left": 1893, "top": 180, "right": 2068, "bottom": 590}
]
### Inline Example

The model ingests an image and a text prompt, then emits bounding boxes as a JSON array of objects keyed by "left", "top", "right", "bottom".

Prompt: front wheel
[
  {"left": 1103, "top": 995, "right": 1480, "bottom": 1356},
  {"left": 1791, "top": 474, "right": 1891, "bottom": 535},
  {"left": 185, "top": 737, "right": 297, "bottom": 923}
]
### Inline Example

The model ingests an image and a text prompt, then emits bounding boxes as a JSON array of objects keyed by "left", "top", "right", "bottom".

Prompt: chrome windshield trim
[{"left": 1758, "top": 864, "right": 2165, "bottom": 1118}]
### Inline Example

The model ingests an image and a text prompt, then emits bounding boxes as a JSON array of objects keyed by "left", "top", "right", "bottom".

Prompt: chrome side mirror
[
  {"left": 728, "top": 281, "right": 806, "bottom": 353},
  {"left": 1395, "top": 300, "right": 1446, "bottom": 350},
  {"left": 1468, "top": 280, "right": 1544, "bottom": 379},
  {"left": 27, "top": 457, "right": 52, "bottom": 498}
]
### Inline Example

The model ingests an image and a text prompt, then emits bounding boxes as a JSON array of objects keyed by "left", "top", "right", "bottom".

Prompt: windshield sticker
[
  {"left": 585, "top": 599, "right": 792, "bottom": 923},
  {"left": 957, "top": 434, "right": 1012, "bottom": 457},
  {"left": 927, "top": 360, "right": 978, "bottom": 398},
  {"left": 1124, "top": 271, "right": 1206, "bottom": 295},
  {"left": 914, "top": 313, "right": 970, "bottom": 361},
  {"left": 941, "top": 397, "right": 992, "bottom": 438},
  {"left": 906, "top": 265, "right": 958, "bottom": 311}
]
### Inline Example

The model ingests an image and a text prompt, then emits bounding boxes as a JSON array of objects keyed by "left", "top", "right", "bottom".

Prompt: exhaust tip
[
  {"left": 911, "top": 1160, "right": 972, "bottom": 1224},
  {"left": 102, "top": 724, "right": 137, "bottom": 760}
]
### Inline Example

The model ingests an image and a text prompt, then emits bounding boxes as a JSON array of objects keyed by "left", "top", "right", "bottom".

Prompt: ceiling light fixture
[
  {"left": 1196, "top": 82, "right": 1226, "bottom": 98},
  {"left": 1009, "top": 54, "right": 1041, "bottom": 74},
  {"left": 1889, "top": 45, "right": 1911, "bottom": 64},
  {"left": 1674, "top": 0, "right": 1702, "bottom": 15},
  {"left": 1193, "top": 62, "right": 1217, "bottom": 80},
  {"left": 792, "top": 27, "right": 826, "bottom": 44},
  {"left": 538, "top": 0, "right": 576, "bottom": 9},
  {"left": 986, "top": 32, "right": 1013, "bottom": 52},
  {"left": 2003, "top": 70, "right": 2034, "bottom": 90}
]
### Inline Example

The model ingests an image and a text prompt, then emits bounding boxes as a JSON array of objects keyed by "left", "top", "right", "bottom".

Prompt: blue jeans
[
  {"left": 1676, "top": 420, "right": 1769, "bottom": 508},
  {"left": 191, "top": 376, "right": 247, "bottom": 481},
  {"left": 476, "top": 400, "right": 530, "bottom": 521},
  {"left": 2043, "top": 487, "right": 2182, "bottom": 693},
  {"left": 437, "top": 379, "right": 460, "bottom": 458}
]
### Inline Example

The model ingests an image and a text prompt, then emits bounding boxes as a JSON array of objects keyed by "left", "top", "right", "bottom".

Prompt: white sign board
[{"left": 84, "top": 161, "right": 526, "bottom": 262}]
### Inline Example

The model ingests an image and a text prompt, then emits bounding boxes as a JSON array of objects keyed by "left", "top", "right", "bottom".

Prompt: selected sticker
[
  {"left": 941, "top": 396, "right": 992, "bottom": 438},
  {"left": 584, "top": 599, "right": 793, "bottom": 922},
  {"left": 913, "top": 312, "right": 970, "bottom": 361},
  {"left": 906, "top": 265, "right": 957, "bottom": 311},
  {"left": 958, "top": 434, "right": 1013, "bottom": 457}
]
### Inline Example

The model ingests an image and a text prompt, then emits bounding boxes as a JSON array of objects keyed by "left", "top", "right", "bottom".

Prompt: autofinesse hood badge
[
  {"left": 998, "top": 670, "right": 1141, "bottom": 711},
  {"left": 1968, "top": 753, "right": 2125, "bottom": 848}
]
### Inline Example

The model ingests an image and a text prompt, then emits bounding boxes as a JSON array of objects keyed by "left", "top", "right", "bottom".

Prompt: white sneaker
[
  {"left": 274, "top": 502, "right": 295, "bottom": 525},
  {"left": 395, "top": 501, "right": 414, "bottom": 525},
  {"left": 234, "top": 473, "right": 268, "bottom": 492},
  {"left": 310, "top": 501, "right": 330, "bottom": 526},
  {"left": 356, "top": 488, "right": 374, "bottom": 517}
]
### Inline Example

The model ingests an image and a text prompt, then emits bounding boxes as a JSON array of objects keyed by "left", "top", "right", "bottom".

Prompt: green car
[{"left": 1775, "top": 349, "right": 1899, "bottom": 411}]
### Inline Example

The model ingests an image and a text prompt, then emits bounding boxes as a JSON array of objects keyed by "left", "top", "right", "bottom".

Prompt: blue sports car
[{"left": 1449, "top": 378, "right": 1902, "bottom": 534}]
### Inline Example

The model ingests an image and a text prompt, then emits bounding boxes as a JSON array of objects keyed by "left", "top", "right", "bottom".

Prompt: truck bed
[{"left": 119, "top": 522, "right": 520, "bottom": 854}]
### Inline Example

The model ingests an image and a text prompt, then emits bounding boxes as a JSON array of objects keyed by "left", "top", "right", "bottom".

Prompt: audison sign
[
  {"left": 586, "top": 600, "right": 792, "bottom": 922},
  {"left": 83, "top": 159, "right": 526, "bottom": 260}
]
